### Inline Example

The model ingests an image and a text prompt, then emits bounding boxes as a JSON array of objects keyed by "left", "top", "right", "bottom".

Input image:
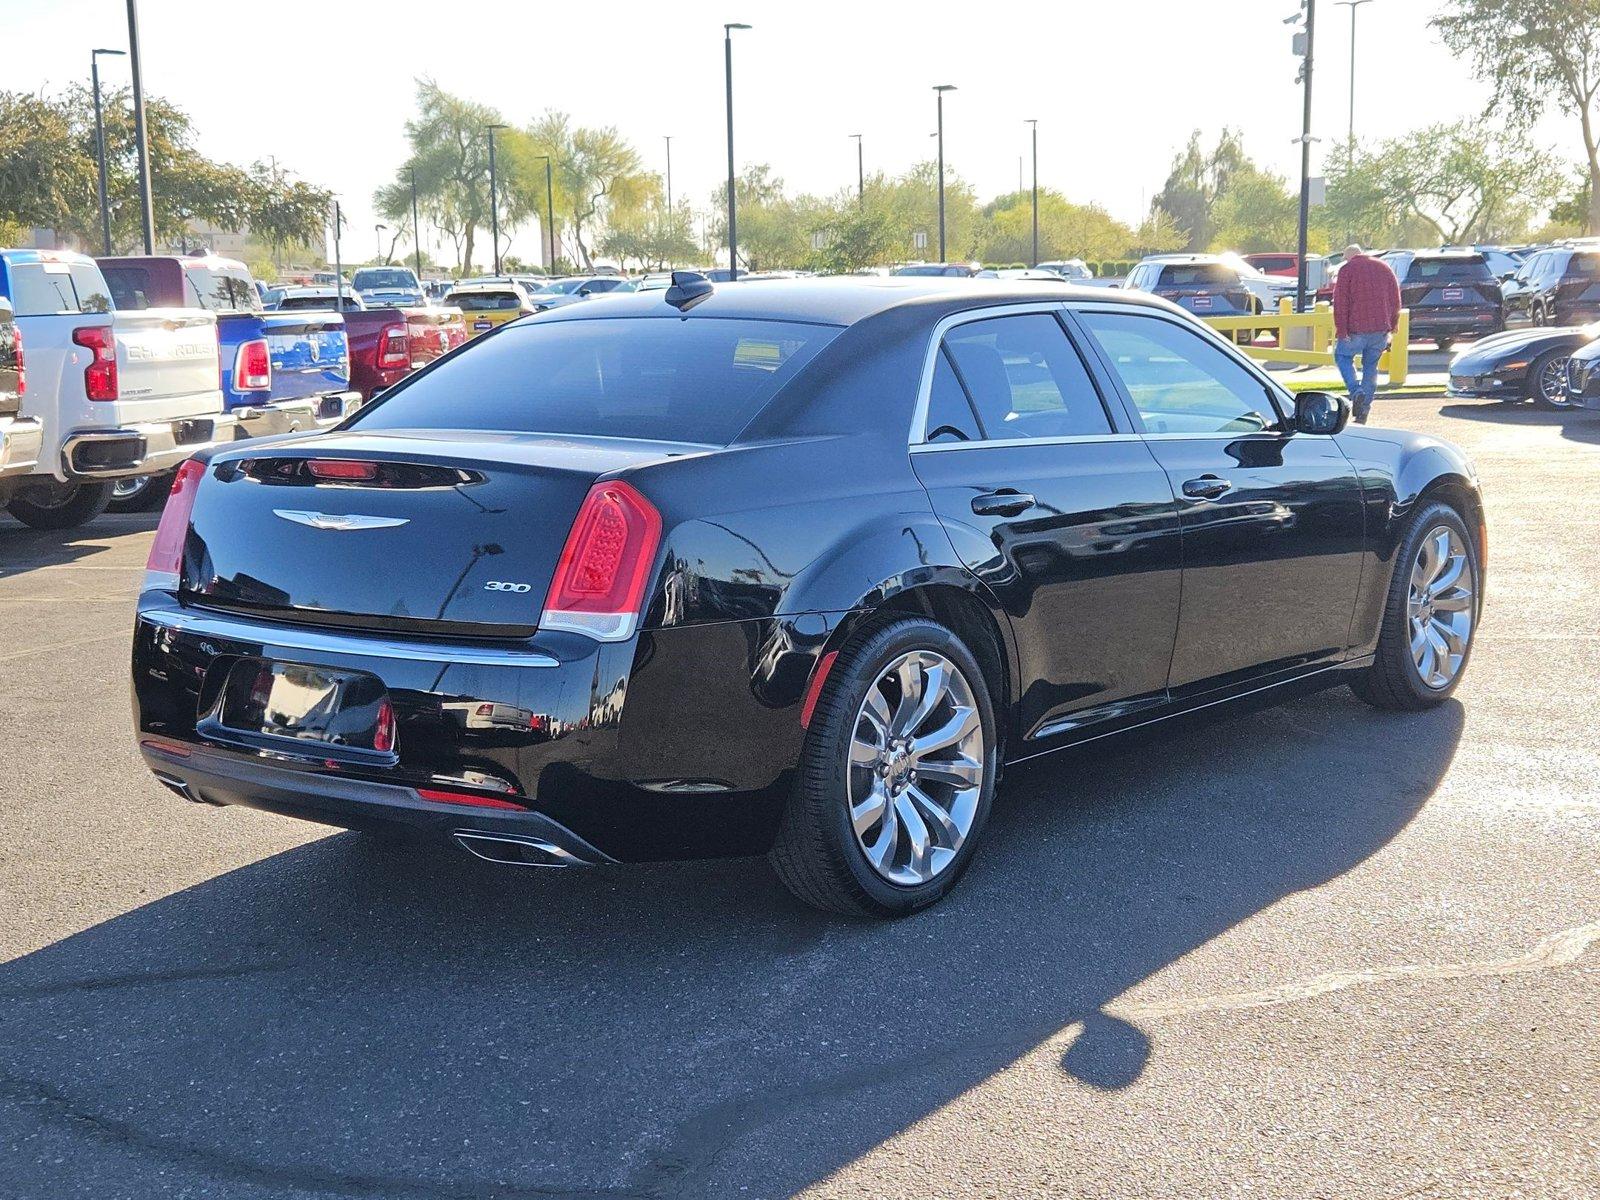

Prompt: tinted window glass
[
  {"left": 942, "top": 313, "right": 1111, "bottom": 439},
  {"left": 352, "top": 268, "right": 419, "bottom": 290},
  {"left": 1079, "top": 311, "right": 1280, "bottom": 435},
  {"left": 449, "top": 291, "right": 522, "bottom": 311},
  {"left": 102, "top": 265, "right": 154, "bottom": 310},
  {"left": 1570, "top": 252, "right": 1600, "bottom": 278},
  {"left": 1404, "top": 256, "right": 1491, "bottom": 283},
  {"left": 4, "top": 262, "right": 111, "bottom": 315},
  {"left": 1157, "top": 263, "right": 1235, "bottom": 287},
  {"left": 184, "top": 266, "right": 261, "bottom": 312},
  {"left": 924, "top": 349, "right": 981, "bottom": 443},
  {"left": 353, "top": 317, "right": 840, "bottom": 445}
]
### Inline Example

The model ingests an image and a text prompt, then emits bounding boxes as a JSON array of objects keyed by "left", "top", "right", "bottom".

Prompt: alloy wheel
[
  {"left": 847, "top": 650, "right": 984, "bottom": 886},
  {"left": 1407, "top": 526, "right": 1476, "bottom": 690},
  {"left": 1536, "top": 355, "right": 1573, "bottom": 408}
]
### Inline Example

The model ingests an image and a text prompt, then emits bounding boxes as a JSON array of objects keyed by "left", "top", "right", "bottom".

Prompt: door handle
[
  {"left": 1181, "top": 475, "right": 1232, "bottom": 500},
  {"left": 971, "top": 489, "right": 1036, "bottom": 517}
]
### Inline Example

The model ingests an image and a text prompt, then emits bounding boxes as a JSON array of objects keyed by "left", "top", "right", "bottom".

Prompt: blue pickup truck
[{"left": 97, "top": 254, "right": 363, "bottom": 508}]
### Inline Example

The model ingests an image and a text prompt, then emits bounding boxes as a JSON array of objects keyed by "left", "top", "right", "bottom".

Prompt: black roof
[{"left": 530, "top": 275, "right": 1153, "bottom": 328}]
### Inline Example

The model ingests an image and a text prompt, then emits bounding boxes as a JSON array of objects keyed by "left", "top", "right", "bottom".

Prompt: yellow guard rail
[{"left": 1201, "top": 299, "right": 1409, "bottom": 387}]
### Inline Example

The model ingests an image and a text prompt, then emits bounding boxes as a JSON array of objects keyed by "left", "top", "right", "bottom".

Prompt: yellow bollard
[{"left": 1378, "top": 309, "right": 1409, "bottom": 387}]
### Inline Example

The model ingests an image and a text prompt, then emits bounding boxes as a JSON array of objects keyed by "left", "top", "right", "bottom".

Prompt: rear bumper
[
  {"left": 0, "top": 415, "right": 44, "bottom": 478},
  {"left": 229, "top": 392, "right": 363, "bottom": 443},
  {"left": 62, "top": 415, "right": 232, "bottom": 479},
  {"left": 132, "top": 598, "right": 835, "bottom": 862},
  {"left": 1409, "top": 311, "right": 1503, "bottom": 338}
]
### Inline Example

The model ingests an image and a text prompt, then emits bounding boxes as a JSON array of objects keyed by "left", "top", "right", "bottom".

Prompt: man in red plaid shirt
[{"left": 1332, "top": 244, "right": 1402, "bottom": 424}]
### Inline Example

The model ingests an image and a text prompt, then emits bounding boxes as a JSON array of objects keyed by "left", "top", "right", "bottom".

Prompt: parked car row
[{"left": 0, "top": 249, "right": 464, "bottom": 526}]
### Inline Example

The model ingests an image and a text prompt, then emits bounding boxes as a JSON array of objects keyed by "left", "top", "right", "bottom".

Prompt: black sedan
[
  {"left": 133, "top": 275, "right": 1486, "bottom": 916},
  {"left": 1447, "top": 322, "right": 1600, "bottom": 410}
]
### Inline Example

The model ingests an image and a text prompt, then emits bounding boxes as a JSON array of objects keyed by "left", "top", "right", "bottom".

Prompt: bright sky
[{"left": 3, "top": 0, "right": 1581, "bottom": 265}]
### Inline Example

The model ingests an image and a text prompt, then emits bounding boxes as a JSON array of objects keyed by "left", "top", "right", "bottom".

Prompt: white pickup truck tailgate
[{"left": 111, "top": 309, "right": 221, "bottom": 421}]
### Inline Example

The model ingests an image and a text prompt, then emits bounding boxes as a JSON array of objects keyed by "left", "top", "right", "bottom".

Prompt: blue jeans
[{"left": 1335, "top": 331, "right": 1388, "bottom": 422}]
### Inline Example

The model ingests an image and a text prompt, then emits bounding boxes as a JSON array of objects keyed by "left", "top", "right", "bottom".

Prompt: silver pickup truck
[{"left": 0, "top": 250, "right": 227, "bottom": 529}]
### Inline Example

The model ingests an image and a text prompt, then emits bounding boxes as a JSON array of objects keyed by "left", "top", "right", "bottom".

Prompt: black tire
[
  {"left": 5, "top": 480, "right": 113, "bottom": 530},
  {"left": 769, "top": 617, "right": 999, "bottom": 918},
  {"left": 107, "top": 471, "right": 175, "bottom": 513},
  {"left": 1532, "top": 301, "right": 1547, "bottom": 327},
  {"left": 1527, "top": 349, "right": 1573, "bottom": 411},
  {"left": 1350, "top": 501, "right": 1480, "bottom": 711}
]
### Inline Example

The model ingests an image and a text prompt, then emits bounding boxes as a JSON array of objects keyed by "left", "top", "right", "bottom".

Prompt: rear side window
[
  {"left": 1405, "top": 257, "right": 1491, "bottom": 283},
  {"left": 4, "top": 262, "right": 112, "bottom": 316},
  {"left": 1569, "top": 253, "right": 1600, "bottom": 278},
  {"left": 924, "top": 350, "right": 982, "bottom": 443},
  {"left": 352, "top": 317, "right": 841, "bottom": 446},
  {"left": 185, "top": 266, "right": 261, "bottom": 312},
  {"left": 940, "top": 313, "right": 1112, "bottom": 440}
]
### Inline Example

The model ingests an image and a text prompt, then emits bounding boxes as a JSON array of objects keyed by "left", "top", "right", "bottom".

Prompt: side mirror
[
  {"left": 577, "top": 286, "right": 593, "bottom": 297},
  {"left": 1294, "top": 389, "right": 1350, "bottom": 435}
]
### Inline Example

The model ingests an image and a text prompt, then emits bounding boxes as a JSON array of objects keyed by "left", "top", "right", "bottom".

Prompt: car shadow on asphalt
[
  {"left": 0, "top": 687, "right": 1463, "bottom": 1199},
  {"left": 1437, "top": 402, "right": 1600, "bottom": 446},
  {"left": 0, "top": 513, "right": 162, "bottom": 578}
]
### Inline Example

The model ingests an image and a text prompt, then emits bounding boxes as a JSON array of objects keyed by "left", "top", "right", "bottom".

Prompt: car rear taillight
[
  {"left": 72, "top": 324, "right": 117, "bottom": 401},
  {"left": 306, "top": 458, "right": 378, "bottom": 481},
  {"left": 540, "top": 480, "right": 663, "bottom": 641},
  {"left": 143, "top": 458, "right": 205, "bottom": 586},
  {"left": 373, "top": 699, "right": 396, "bottom": 753},
  {"left": 376, "top": 322, "right": 409, "bottom": 369},
  {"left": 13, "top": 323, "right": 22, "bottom": 395},
  {"left": 233, "top": 337, "right": 271, "bottom": 391}
]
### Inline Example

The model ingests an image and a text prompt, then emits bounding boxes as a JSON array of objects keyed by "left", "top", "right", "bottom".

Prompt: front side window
[
  {"left": 1078, "top": 311, "right": 1281, "bottom": 436},
  {"left": 940, "top": 313, "right": 1112, "bottom": 440},
  {"left": 352, "top": 317, "right": 840, "bottom": 446}
]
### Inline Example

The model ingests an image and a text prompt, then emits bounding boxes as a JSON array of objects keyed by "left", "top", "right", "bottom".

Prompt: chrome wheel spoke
[
  {"left": 1406, "top": 525, "right": 1475, "bottom": 690},
  {"left": 1431, "top": 589, "right": 1472, "bottom": 613},
  {"left": 845, "top": 648, "right": 985, "bottom": 887},
  {"left": 1428, "top": 554, "right": 1465, "bottom": 596}
]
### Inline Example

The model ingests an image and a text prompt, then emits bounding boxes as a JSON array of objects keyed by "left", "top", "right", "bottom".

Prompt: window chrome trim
[
  {"left": 907, "top": 301, "right": 1135, "bottom": 447},
  {"left": 910, "top": 433, "right": 1129, "bottom": 454},
  {"left": 137, "top": 606, "right": 561, "bottom": 667}
]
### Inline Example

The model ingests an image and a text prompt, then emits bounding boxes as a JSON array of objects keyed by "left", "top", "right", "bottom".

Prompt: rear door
[
  {"left": 262, "top": 311, "right": 350, "bottom": 400},
  {"left": 1073, "top": 306, "right": 1365, "bottom": 696},
  {"left": 909, "top": 305, "right": 1184, "bottom": 746},
  {"left": 1154, "top": 264, "right": 1251, "bottom": 317},
  {"left": 112, "top": 309, "right": 222, "bottom": 422},
  {"left": 1402, "top": 256, "right": 1502, "bottom": 333}
]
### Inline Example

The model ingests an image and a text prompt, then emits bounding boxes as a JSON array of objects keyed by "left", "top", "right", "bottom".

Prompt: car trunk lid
[{"left": 181, "top": 430, "right": 681, "bottom": 635}]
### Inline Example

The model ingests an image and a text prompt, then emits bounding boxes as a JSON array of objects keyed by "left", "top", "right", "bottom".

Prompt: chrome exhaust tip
[{"left": 452, "top": 830, "right": 594, "bottom": 868}]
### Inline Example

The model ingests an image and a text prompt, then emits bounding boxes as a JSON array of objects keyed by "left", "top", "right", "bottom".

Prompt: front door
[
  {"left": 1072, "top": 307, "right": 1366, "bottom": 696},
  {"left": 910, "top": 307, "right": 1185, "bottom": 746}
]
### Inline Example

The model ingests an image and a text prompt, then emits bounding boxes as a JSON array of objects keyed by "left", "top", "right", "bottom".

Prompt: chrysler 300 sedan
[{"left": 133, "top": 274, "right": 1485, "bottom": 916}]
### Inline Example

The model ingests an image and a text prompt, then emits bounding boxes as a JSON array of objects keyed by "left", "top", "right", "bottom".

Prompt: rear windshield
[
  {"left": 450, "top": 291, "right": 522, "bottom": 311},
  {"left": 1404, "top": 257, "right": 1491, "bottom": 283},
  {"left": 5, "top": 261, "right": 113, "bottom": 316},
  {"left": 353, "top": 268, "right": 418, "bottom": 290},
  {"left": 1571, "top": 253, "right": 1600, "bottom": 278},
  {"left": 276, "top": 294, "right": 356, "bottom": 311},
  {"left": 352, "top": 316, "right": 841, "bottom": 445},
  {"left": 184, "top": 265, "right": 261, "bottom": 312},
  {"left": 1157, "top": 264, "right": 1235, "bottom": 287},
  {"left": 102, "top": 264, "right": 155, "bottom": 310},
  {"left": 1248, "top": 255, "right": 1296, "bottom": 272}
]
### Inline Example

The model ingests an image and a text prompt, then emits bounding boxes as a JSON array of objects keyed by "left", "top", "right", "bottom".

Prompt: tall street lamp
[
  {"left": 535, "top": 154, "right": 555, "bottom": 272},
  {"left": 485, "top": 122, "right": 507, "bottom": 275},
  {"left": 933, "top": 85, "right": 956, "bottom": 263},
  {"left": 724, "top": 23, "right": 751, "bottom": 277},
  {"left": 124, "top": 0, "right": 155, "bottom": 253},
  {"left": 1025, "top": 119, "right": 1039, "bottom": 267},
  {"left": 1293, "top": 0, "right": 1318, "bottom": 312},
  {"left": 1336, "top": 0, "right": 1373, "bottom": 157},
  {"left": 664, "top": 135, "right": 673, "bottom": 215},
  {"left": 90, "top": 48, "right": 125, "bottom": 256},
  {"left": 850, "top": 133, "right": 863, "bottom": 206}
]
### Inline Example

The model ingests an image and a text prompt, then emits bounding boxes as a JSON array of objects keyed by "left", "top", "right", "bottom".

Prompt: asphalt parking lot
[{"left": 1, "top": 395, "right": 1597, "bottom": 1199}]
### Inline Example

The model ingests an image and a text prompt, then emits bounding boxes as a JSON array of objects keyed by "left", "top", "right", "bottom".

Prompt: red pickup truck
[{"left": 272, "top": 290, "right": 467, "bottom": 399}]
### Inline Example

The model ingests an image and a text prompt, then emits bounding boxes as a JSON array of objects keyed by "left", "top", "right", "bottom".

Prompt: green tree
[
  {"left": 977, "top": 189, "right": 1139, "bottom": 263},
  {"left": 1209, "top": 166, "right": 1303, "bottom": 253},
  {"left": 1150, "top": 129, "right": 1252, "bottom": 250},
  {"left": 1433, "top": 0, "right": 1600, "bottom": 232},
  {"left": 525, "top": 111, "right": 649, "bottom": 269}
]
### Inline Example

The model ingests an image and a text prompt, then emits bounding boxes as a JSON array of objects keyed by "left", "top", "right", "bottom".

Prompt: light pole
[
  {"left": 486, "top": 122, "right": 507, "bottom": 275},
  {"left": 124, "top": 0, "right": 154, "bottom": 253},
  {"left": 1026, "top": 119, "right": 1039, "bottom": 267},
  {"left": 850, "top": 133, "right": 864, "bottom": 206},
  {"left": 1336, "top": 0, "right": 1373, "bottom": 158},
  {"left": 90, "top": 48, "right": 125, "bottom": 256},
  {"left": 410, "top": 165, "right": 423, "bottom": 280},
  {"left": 375, "top": 224, "right": 387, "bottom": 263},
  {"left": 933, "top": 85, "right": 956, "bottom": 263},
  {"left": 664, "top": 135, "right": 673, "bottom": 215},
  {"left": 724, "top": 23, "right": 751, "bottom": 278},
  {"left": 536, "top": 154, "right": 555, "bottom": 272},
  {"left": 1293, "top": 0, "right": 1318, "bottom": 312}
]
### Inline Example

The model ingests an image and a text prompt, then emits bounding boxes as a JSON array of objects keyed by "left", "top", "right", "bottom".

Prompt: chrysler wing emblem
[{"left": 273, "top": 509, "right": 409, "bottom": 531}]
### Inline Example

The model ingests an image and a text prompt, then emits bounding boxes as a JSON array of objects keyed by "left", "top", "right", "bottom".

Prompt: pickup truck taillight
[
  {"left": 72, "top": 325, "right": 117, "bottom": 401},
  {"left": 13, "top": 323, "right": 22, "bottom": 396},
  {"left": 233, "top": 338, "right": 272, "bottom": 391},
  {"left": 376, "top": 323, "right": 410, "bottom": 369}
]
